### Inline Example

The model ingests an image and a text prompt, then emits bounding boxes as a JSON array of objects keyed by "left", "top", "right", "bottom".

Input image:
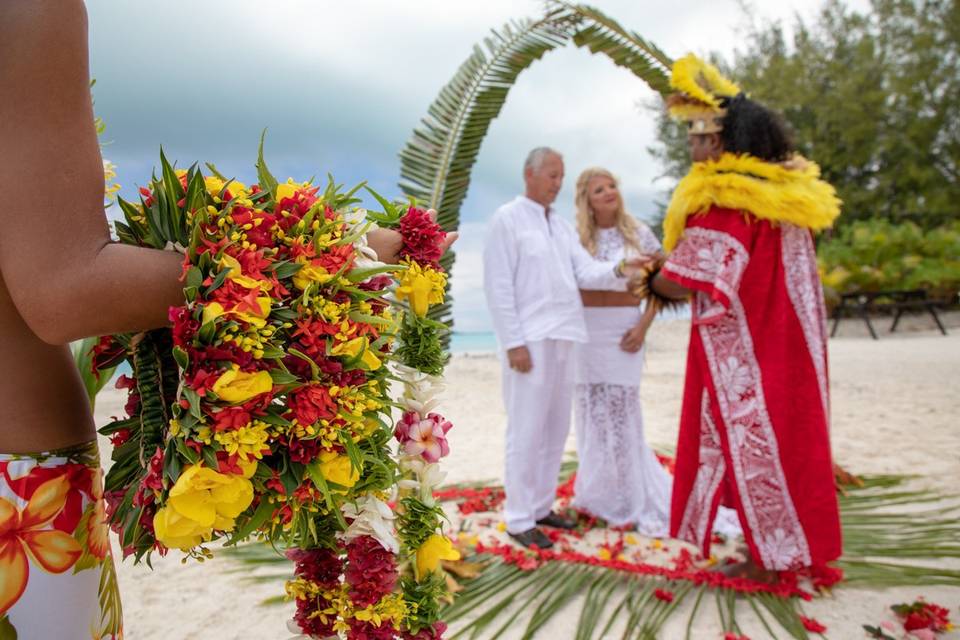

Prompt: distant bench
[{"left": 830, "top": 289, "right": 948, "bottom": 340}]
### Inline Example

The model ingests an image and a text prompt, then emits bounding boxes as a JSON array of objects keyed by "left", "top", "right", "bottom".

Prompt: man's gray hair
[{"left": 524, "top": 146, "right": 562, "bottom": 174}]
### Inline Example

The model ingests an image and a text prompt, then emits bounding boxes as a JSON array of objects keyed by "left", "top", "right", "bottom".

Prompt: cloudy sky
[{"left": 87, "top": 0, "right": 868, "bottom": 332}]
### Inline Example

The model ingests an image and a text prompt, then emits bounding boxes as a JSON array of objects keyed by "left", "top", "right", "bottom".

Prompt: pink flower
[{"left": 396, "top": 411, "right": 452, "bottom": 463}]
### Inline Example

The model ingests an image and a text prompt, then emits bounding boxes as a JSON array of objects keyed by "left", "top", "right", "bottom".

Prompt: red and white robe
[{"left": 664, "top": 206, "right": 841, "bottom": 571}]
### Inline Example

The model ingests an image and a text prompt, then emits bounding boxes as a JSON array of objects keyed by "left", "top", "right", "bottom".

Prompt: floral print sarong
[{"left": 0, "top": 440, "right": 123, "bottom": 639}]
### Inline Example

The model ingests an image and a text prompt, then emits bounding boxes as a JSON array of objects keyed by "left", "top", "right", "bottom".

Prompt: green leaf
[
  {"left": 256, "top": 129, "right": 279, "bottom": 198},
  {"left": 205, "top": 162, "right": 227, "bottom": 180},
  {"left": 269, "top": 369, "right": 300, "bottom": 386},
  {"left": 227, "top": 498, "right": 275, "bottom": 545},
  {"left": 271, "top": 260, "right": 304, "bottom": 280},
  {"left": 172, "top": 346, "right": 189, "bottom": 371},
  {"left": 305, "top": 462, "right": 347, "bottom": 528},
  {"left": 363, "top": 185, "right": 400, "bottom": 223},
  {"left": 0, "top": 614, "right": 18, "bottom": 640}
]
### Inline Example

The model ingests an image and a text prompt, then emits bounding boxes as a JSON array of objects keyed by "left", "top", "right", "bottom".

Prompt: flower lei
[{"left": 95, "top": 144, "right": 457, "bottom": 639}]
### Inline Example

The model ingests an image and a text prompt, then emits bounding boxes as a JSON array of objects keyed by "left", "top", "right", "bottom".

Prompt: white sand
[{"left": 95, "top": 312, "right": 960, "bottom": 639}]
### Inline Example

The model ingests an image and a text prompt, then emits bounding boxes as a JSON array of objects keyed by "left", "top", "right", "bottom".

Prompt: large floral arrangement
[{"left": 94, "top": 142, "right": 457, "bottom": 638}]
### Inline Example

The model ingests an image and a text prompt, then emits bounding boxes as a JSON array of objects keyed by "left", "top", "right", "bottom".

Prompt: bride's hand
[{"left": 620, "top": 324, "right": 647, "bottom": 353}]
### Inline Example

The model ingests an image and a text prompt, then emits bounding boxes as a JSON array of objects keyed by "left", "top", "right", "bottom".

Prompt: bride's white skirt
[{"left": 573, "top": 308, "right": 741, "bottom": 539}]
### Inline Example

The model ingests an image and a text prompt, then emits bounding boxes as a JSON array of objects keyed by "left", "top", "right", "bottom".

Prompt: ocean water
[{"left": 450, "top": 331, "right": 497, "bottom": 353}]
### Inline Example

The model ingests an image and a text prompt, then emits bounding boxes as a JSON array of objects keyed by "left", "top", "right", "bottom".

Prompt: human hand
[
  {"left": 366, "top": 209, "right": 458, "bottom": 264},
  {"left": 619, "top": 254, "right": 661, "bottom": 278},
  {"left": 506, "top": 346, "right": 532, "bottom": 373},
  {"left": 620, "top": 325, "right": 647, "bottom": 353}
]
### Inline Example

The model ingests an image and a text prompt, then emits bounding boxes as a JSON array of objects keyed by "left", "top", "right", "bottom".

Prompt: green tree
[{"left": 647, "top": 0, "right": 960, "bottom": 230}]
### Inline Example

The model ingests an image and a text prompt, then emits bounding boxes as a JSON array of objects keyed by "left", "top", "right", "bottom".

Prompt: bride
[
  {"left": 572, "top": 167, "right": 741, "bottom": 539},
  {"left": 572, "top": 167, "right": 671, "bottom": 535}
]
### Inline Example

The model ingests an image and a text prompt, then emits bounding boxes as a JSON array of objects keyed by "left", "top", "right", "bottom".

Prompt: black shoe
[
  {"left": 508, "top": 527, "right": 554, "bottom": 549},
  {"left": 536, "top": 511, "right": 577, "bottom": 530}
]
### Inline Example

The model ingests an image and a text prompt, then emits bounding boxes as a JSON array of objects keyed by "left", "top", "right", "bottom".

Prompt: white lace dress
[{"left": 573, "top": 225, "right": 672, "bottom": 535}]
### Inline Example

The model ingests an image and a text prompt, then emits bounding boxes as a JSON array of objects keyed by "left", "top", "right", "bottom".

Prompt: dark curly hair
[{"left": 720, "top": 94, "right": 795, "bottom": 162}]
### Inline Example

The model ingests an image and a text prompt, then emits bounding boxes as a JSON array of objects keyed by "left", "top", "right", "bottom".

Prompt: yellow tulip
[
  {"left": 415, "top": 534, "right": 460, "bottom": 578},
  {"left": 212, "top": 367, "right": 273, "bottom": 403},
  {"left": 318, "top": 451, "right": 360, "bottom": 489}
]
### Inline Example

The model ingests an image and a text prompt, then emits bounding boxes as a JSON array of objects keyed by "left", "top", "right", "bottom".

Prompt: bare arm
[
  {"left": 651, "top": 272, "right": 691, "bottom": 300},
  {"left": 0, "top": 0, "right": 184, "bottom": 344}
]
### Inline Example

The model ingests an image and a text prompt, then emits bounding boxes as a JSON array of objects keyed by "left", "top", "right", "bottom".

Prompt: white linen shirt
[{"left": 482, "top": 195, "right": 627, "bottom": 350}]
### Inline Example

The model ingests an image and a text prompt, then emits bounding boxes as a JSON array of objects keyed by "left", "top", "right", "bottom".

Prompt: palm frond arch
[{"left": 397, "top": 1, "right": 674, "bottom": 326}]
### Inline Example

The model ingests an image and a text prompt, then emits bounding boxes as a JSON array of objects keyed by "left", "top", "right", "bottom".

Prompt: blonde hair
[{"left": 574, "top": 167, "right": 644, "bottom": 256}]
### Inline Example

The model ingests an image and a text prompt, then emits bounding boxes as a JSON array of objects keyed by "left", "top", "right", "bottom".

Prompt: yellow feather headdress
[{"left": 667, "top": 54, "right": 742, "bottom": 134}]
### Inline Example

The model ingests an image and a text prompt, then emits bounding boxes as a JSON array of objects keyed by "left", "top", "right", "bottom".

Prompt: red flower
[
  {"left": 286, "top": 384, "right": 336, "bottom": 427},
  {"left": 169, "top": 306, "right": 200, "bottom": 348},
  {"left": 139, "top": 186, "right": 154, "bottom": 208},
  {"left": 139, "top": 447, "right": 166, "bottom": 494},
  {"left": 286, "top": 546, "right": 342, "bottom": 586},
  {"left": 208, "top": 406, "right": 252, "bottom": 433},
  {"left": 345, "top": 536, "right": 398, "bottom": 607},
  {"left": 724, "top": 634, "right": 751, "bottom": 640},
  {"left": 89, "top": 335, "right": 125, "bottom": 376},
  {"left": 799, "top": 616, "right": 827, "bottom": 633},
  {"left": 108, "top": 428, "right": 131, "bottom": 447},
  {"left": 399, "top": 206, "right": 447, "bottom": 268},
  {"left": 893, "top": 599, "right": 952, "bottom": 632},
  {"left": 654, "top": 588, "right": 674, "bottom": 603}
]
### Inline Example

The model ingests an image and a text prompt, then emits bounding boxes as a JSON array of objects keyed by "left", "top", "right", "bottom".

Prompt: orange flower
[
  {"left": 0, "top": 476, "right": 83, "bottom": 614},
  {"left": 85, "top": 498, "right": 111, "bottom": 561}
]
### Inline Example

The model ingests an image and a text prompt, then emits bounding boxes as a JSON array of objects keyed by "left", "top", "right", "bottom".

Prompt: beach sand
[{"left": 95, "top": 312, "right": 960, "bottom": 639}]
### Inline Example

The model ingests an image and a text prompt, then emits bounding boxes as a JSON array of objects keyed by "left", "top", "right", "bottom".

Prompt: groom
[{"left": 483, "top": 147, "right": 638, "bottom": 548}]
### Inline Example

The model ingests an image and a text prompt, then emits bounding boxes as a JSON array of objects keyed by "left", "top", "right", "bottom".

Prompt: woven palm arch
[
  {"left": 224, "top": 3, "right": 960, "bottom": 638},
  {"left": 396, "top": 1, "right": 672, "bottom": 328}
]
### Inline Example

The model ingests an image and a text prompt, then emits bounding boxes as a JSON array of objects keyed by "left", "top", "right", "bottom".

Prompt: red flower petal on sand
[
  {"left": 800, "top": 616, "right": 827, "bottom": 633},
  {"left": 654, "top": 588, "right": 674, "bottom": 603}
]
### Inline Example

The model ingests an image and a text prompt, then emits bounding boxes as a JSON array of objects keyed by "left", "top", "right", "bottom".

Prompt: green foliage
[
  {"left": 69, "top": 337, "right": 118, "bottom": 409},
  {"left": 818, "top": 219, "right": 960, "bottom": 299},
  {"left": 396, "top": 314, "right": 449, "bottom": 376},
  {"left": 648, "top": 0, "right": 960, "bottom": 229}
]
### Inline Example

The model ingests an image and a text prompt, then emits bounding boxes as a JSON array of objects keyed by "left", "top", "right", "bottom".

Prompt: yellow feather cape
[{"left": 662, "top": 153, "right": 842, "bottom": 253}]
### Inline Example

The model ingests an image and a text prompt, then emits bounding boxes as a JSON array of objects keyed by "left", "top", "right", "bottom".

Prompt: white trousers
[{"left": 502, "top": 339, "right": 576, "bottom": 533}]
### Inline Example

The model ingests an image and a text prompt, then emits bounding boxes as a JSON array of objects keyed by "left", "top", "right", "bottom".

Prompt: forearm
[
  {"left": 636, "top": 299, "right": 657, "bottom": 330},
  {"left": 575, "top": 259, "right": 626, "bottom": 291},
  {"left": 651, "top": 271, "right": 691, "bottom": 300}
]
